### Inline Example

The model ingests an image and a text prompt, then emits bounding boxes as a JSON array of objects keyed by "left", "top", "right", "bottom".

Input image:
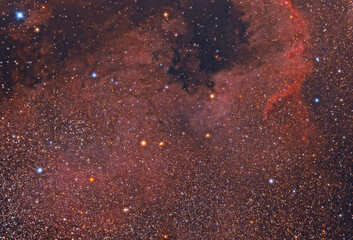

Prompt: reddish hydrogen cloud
[{"left": 1, "top": 0, "right": 350, "bottom": 238}]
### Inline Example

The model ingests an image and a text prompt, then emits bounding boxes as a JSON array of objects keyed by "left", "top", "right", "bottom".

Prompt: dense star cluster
[{"left": 0, "top": 0, "right": 352, "bottom": 239}]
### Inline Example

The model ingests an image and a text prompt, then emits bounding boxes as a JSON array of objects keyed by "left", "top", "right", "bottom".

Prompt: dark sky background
[{"left": 0, "top": 0, "right": 352, "bottom": 239}]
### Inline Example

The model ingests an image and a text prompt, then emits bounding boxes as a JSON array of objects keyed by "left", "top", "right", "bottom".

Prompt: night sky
[{"left": 0, "top": 0, "right": 352, "bottom": 239}]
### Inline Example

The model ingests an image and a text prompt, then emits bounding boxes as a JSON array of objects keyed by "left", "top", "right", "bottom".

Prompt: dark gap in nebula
[
  {"left": 0, "top": 9, "right": 31, "bottom": 98},
  {"left": 0, "top": 34, "right": 43, "bottom": 98},
  {"left": 0, "top": 34, "right": 15, "bottom": 97},
  {"left": 167, "top": 0, "right": 248, "bottom": 93},
  {"left": 0, "top": 1, "right": 123, "bottom": 99}
]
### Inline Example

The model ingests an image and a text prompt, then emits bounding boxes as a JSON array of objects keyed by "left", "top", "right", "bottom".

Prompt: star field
[{"left": 0, "top": 0, "right": 352, "bottom": 239}]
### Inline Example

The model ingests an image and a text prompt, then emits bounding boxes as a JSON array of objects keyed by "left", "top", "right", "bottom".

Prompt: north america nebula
[{"left": 1, "top": 0, "right": 352, "bottom": 239}]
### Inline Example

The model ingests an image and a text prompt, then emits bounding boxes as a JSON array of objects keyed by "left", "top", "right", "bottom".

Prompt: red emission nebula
[{"left": 1, "top": 0, "right": 352, "bottom": 239}]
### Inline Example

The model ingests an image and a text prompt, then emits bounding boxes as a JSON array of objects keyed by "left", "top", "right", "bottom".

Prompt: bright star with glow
[
  {"left": 37, "top": 167, "right": 43, "bottom": 174},
  {"left": 314, "top": 97, "right": 320, "bottom": 103},
  {"left": 15, "top": 11, "right": 24, "bottom": 20},
  {"left": 91, "top": 72, "right": 97, "bottom": 78},
  {"left": 269, "top": 178, "right": 274, "bottom": 184}
]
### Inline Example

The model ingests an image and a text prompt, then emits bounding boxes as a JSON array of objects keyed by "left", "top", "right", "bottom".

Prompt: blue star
[
  {"left": 15, "top": 11, "right": 24, "bottom": 20},
  {"left": 91, "top": 72, "right": 97, "bottom": 78},
  {"left": 269, "top": 178, "right": 274, "bottom": 184},
  {"left": 314, "top": 97, "right": 320, "bottom": 103},
  {"left": 37, "top": 167, "right": 43, "bottom": 174}
]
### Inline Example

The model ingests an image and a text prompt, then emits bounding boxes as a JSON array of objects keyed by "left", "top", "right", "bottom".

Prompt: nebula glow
[{"left": 0, "top": 0, "right": 352, "bottom": 238}]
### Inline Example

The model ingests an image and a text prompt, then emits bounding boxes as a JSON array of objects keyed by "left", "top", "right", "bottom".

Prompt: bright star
[
  {"left": 15, "top": 11, "right": 24, "bottom": 20},
  {"left": 314, "top": 97, "right": 320, "bottom": 103},
  {"left": 269, "top": 178, "right": 274, "bottom": 184},
  {"left": 91, "top": 72, "right": 97, "bottom": 78},
  {"left": 37, "top": 167, "right": 43, "bottom": 174}
]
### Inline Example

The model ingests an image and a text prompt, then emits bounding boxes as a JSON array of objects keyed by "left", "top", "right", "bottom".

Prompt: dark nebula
[
  {"left": 167, "top": 0, "right": 247, "bottom": 92},
  {"left": 0, "top": 0, "right": 352, "bottom": 239}
]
